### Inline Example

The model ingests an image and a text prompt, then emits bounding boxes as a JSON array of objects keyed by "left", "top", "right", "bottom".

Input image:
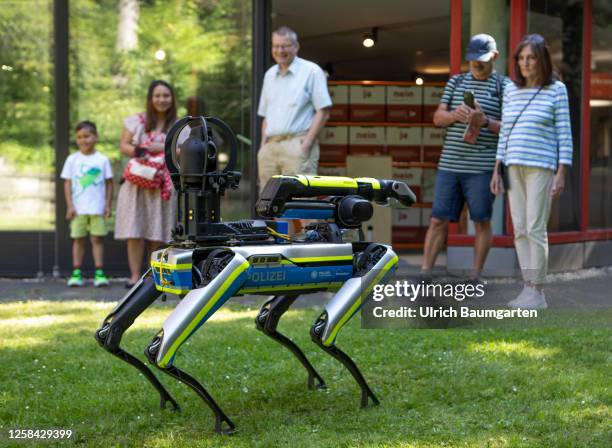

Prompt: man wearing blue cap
[{"left": 421, "top": 34, "right": 510, "bottom": 283}]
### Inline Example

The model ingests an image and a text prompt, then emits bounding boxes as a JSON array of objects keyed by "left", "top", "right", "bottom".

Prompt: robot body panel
[
  {"left": 319, "top": 247, "right": 399, "bottom": 346},
  {"left": 156, "top": 253, "right": 249, "bottom": 367},
  {"left": 151, "top": 248, "right": 195, "bottom": 295},
  {"left": 152, "top": 242, "right": 358, "bottom": 367}
]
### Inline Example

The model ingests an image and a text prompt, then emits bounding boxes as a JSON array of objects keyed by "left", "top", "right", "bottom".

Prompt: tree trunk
[{"left": 116, "top": 0, "right": 139, "bottom": 52}]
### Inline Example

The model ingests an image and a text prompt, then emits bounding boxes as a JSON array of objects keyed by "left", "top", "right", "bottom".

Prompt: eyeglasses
[{"left": 272, "top": 44, "right": 294, "bottom": 51}]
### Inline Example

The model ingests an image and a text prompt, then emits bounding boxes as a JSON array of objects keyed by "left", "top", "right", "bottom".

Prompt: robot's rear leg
[
  {"left": 95, "top": 270, "right": 179, "bottom": 411},
  {"left": 255, "top": 295, "right": 326, "bottom": 390}
]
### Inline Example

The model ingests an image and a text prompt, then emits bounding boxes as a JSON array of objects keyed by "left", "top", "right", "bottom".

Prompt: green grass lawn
[{"left": 0, "top": 300, "right": 609, "bottom": 447}]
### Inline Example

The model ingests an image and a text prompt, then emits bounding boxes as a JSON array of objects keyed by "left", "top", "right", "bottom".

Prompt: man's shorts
[
  {"left": 431, "top": 170, "right": 495, "bottom": 222},
  {"left": 71, "top": 215, "right": 107, "bottom": 238}
]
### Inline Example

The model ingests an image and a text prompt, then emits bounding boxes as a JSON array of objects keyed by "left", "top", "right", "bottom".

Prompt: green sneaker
[
  {"left": 93, "top": 269, "right": 109, "bottom": 287},
  {"left": 67, "top": 268, "right": 84, "bottom": 287}
]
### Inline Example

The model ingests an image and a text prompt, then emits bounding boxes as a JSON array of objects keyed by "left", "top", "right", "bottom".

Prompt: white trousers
[{"left": 507, "top": 165, "right": 554, "bottom": 285}]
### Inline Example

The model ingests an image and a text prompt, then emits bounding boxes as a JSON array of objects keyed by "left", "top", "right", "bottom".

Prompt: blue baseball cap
[{"left": 465, "top": 34, "right": 498, "bottom": 62}]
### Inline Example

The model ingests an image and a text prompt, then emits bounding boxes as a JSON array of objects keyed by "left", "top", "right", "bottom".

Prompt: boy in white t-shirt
[{"left": 60, "top": 121, "right": 114, "bottom": 287}]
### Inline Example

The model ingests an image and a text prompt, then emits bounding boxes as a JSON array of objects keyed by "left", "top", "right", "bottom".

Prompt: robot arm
[{"left": 256, "top": 175, "right": 417, "bottom": 219}]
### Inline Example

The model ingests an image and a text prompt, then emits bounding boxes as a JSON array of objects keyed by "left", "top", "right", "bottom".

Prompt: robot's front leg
[
  {"left": 256, "top": 295, "right": 326, "bottom": 390},
  {"left": 310, "top": 244, "right": 399, "bottom": 408},
  {"left": 144, "top": 250, "right": 249, "bottom": 434},
  {"left": 94, "top": 270, "right": 179, "bottom": 411}
]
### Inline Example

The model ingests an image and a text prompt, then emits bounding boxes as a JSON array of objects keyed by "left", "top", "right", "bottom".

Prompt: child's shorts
[{"left": 71, "top": 215, "right": 107, "bottom": 238}]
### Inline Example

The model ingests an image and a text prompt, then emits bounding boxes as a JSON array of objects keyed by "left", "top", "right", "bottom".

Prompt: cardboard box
[
  {"left": 422, "top": 168, "right": 436, "bottom": 203},
  {"left": 317, "top": 165, "right": 347, "bottom": 177},
  {"left": 392, "top": 167, "right": 422, "bottom": 186},
  {"left": 349, "top": 85, "right": 385, "bottom": 122},
  {"left": 423, "top": 127, "right": 444, "bottom": 164},
  {"left": 422, "top": 207, "right": 432, "bottom": 225},
  {"left": 386, "top": 127, "right": 422, "bottom": 162},
  {"left": 393, "top": 207, "right": 421, "bottom": 226},
  {"left": 349, "top": 126, "right": 385, "bottom": 156},
  {"left": 386, "top": 86, "right": 423, "bottom": 122},
  {"left": 318, "top": 126, "right": 348, "bottom": 163},
  {"left": 392, "top": 226, "right": 427, "bottom": 244},
  {"left": 423, "top": 86, "right": 444, "bottom": 122},
  {"left": 423, "top": 148, "right": 442, "bottom": 163},
  {"left": 347, "top": 155, "right": 393, "bottom": 244},
  {"left": 328, "top": 85, "right": 349, "bottom": 122}
]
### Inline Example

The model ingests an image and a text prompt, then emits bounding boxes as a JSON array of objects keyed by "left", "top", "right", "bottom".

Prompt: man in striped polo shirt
[{"left": 421, "top": 34, "right": 510, "bottom": 282}]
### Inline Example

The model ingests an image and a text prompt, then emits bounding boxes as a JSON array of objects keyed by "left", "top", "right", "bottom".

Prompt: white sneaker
[
  {"left": 507, "top": 285, "right": 531, "bottom": 308},
  {"left": 509, "top": 287, "right": 548, "bottom": 310}
]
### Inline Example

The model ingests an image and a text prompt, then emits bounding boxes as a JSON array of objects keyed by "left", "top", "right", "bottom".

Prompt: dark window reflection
[
  {"left": 589, "top": 0, "right": 612, "bottom": 229},
  {"left": 529, "top": 0, "right": 583, "bottom": 231}
]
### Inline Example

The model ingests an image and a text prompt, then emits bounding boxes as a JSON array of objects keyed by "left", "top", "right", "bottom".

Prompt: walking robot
[{"left": 95, "top": 116, "right": 416, "bottom": 434}]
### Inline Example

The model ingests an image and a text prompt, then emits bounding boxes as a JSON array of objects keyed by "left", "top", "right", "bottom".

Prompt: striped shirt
[
  {"left": 496, "top": 81, "right": 573, "bottom": 170},
  {"left": 438, "top": 72, "right": 510, "bottom": 173}
]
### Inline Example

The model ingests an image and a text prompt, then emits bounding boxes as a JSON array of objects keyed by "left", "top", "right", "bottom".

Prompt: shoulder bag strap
[
  {"left": 450, "top": 74, "right": 465, "bottom": 109},
  {"left": 503, "top": 87, "right": 542, "bottom": 154},
  {"left": 495, "top": 73, "right": 502, "bottom": 107}
]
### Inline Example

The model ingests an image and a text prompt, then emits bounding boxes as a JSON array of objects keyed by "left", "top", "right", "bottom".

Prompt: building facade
[{"left": 0, "top": 0, "right": 610, "bottom": 276}]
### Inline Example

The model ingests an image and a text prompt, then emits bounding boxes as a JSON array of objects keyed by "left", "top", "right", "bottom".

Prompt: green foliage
[
  {"left": 0, "top": 0, "right": 252, "bottom": 174},
  {"left": 69, "top": 0, "right": 251, "bottom": 157},
  {"left": 0, "top": 141, "right": 54, "bottom": 174},
  {"left": 0, "top": 0, "right": 53, "bottom": 152}
]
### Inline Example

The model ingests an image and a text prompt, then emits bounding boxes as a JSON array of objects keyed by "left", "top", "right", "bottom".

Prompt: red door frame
[
  {"left": 447, "top": 0, "right": 610, "bottom": 248},
  {"left": 580, "top": 0, "right": 592, "bottom": 232}
]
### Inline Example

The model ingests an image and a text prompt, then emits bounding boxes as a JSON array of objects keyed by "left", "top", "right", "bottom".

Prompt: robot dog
[{"left": 95, "top": 116, "right": 416, "bottom": 434}]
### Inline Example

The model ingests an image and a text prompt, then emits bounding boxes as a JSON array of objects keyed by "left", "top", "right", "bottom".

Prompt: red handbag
[
  {"left": 122, "top": 120, "right": 173, "bottom": 200},
  {"left": 123, "top": 152, "right": 165, "bottom": 190}
]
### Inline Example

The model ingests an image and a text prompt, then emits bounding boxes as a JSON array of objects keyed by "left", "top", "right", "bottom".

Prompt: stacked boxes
[
  {"left": 391, "top": 166, "right": 426, "bottom": 244},
  {"left": 392, "top": 225, "right": 428, "bottom": 244},
  {"left": 421, "top": 168, "right": 436, "bottom": 204},
  {"left": 422, "top": 127, "right": 444, "bottom": 163},
  {"left": 423, "top": 86, "right": 444, "bottom": 122},
  {"left": 386, "top": 127, "right": 422, "bottom": 162},
  {"left": 327, "top": 83, "right": 443, "bottom": 123},
  {"left": 318, "top": 125, "right": 447, "bottom": 165},
  {"left": 318, "top": 165, "right": 347, "bottom": 177},
  {"left": 349, "top": 126, "right": 385, "bottom": 156},
  {"left": 392, "top": 166, "right": 422, "bottom": 201},
  {"left": 318, "top": 126, "right": 348, "bottom": 163},
  {"left": 328, "top": 85, "right": 349, "bottom": 122},
  {"left": 349, "top": 85, "right": 385, "bottom": 122},
  {"left": 386, "top": 86, "right": 423, "bottom": 122},
  {"left": 321, "top": 81, "right": 448, "bottom": 247}
]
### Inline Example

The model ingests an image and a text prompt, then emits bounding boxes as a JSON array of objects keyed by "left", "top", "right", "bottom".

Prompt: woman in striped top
[{"left": 491, "top": 34, "right": 573, "bottom": 310}]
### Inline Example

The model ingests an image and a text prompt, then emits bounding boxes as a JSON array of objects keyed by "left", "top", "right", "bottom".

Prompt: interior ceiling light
[
  {"left": 362, "top": 27, "right": 378, "bottom": 48},
  {"left": 415, "top": 76, "right": 424, "bottom": 86}
]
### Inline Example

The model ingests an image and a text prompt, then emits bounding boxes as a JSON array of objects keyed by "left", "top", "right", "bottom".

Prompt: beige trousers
[
  {"left": 507, "top": 165, "right": 554, "bottom": 285},
  {"left": 257, "top": 135, "right": 319, "bottom": 192}
]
